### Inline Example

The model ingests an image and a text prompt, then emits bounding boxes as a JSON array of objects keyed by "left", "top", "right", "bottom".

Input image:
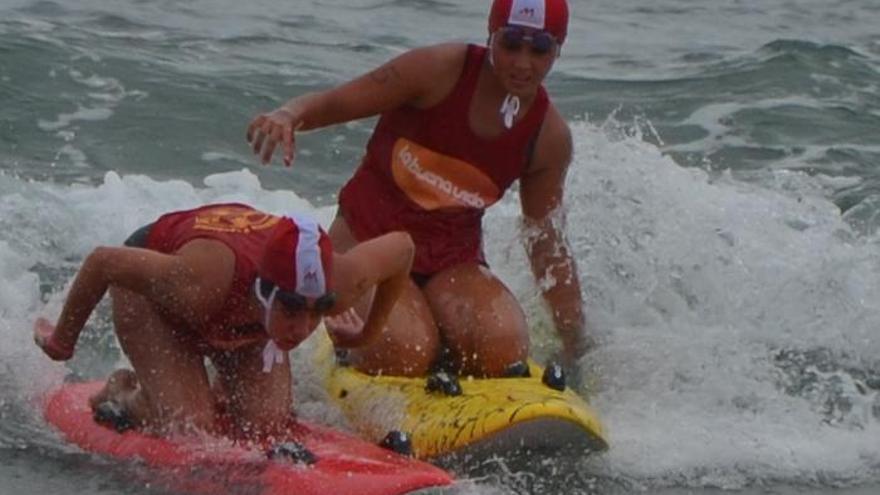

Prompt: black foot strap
[
  {"left": 504, "top": 360, "right": 531, "bottom": 378},
  {"left": 379, "top": 430, "right": 413, "bottom": 456},
  {"left": 93, "top": 401, "right": 135, "bottom": 433},
  {"left": 425, "top": 371, "right": 462, "bottom": 396},
  {"left": 542, "top": 362, "right": 567, "bottom": 391},
  {"left": 267, "top": 441, "right": 317, "bottom": 465}
]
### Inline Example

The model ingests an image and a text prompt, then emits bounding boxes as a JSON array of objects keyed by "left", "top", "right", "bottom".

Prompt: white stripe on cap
[
  {"left": 508, "top": 0, "right": 546, "bottom": 30},
  {"left": 288, "top": 213, "right": 326, "bottom": 298}
]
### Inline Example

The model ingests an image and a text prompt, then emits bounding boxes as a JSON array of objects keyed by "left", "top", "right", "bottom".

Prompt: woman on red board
[{"left": 35, "top": 203, "right": 413, "bottom": 437}]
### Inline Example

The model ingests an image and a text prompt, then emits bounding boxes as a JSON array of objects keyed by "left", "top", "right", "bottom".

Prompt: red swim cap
[
  {"left": 489, "top": 0, "right": 569, "bottom": 44},
  {"left": 259, "top": 214, "right": 333, "bottom": 297}
]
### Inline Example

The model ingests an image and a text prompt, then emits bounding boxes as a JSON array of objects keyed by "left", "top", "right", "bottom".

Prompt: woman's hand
[
  {"left": 324, "top": 308, "right": 365, "bottom": 346},
  {"left": 33, "top": 317, "right": 75, "bottom": 361},
  {"left": 246, "top": 106, "right": 303, "bottom": 167}
]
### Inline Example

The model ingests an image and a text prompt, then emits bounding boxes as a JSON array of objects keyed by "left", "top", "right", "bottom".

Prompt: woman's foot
[
  {"left": 88, "top": 369, "right": 147, "bottom": 432},
  {"left": 92, "top": 400, "right": 135, "bottom": 432},
  {"left": 88, "top": 369, "right": 139, "bottom": 410}
]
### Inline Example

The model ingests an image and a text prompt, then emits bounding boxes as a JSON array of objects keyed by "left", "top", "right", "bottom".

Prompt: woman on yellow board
[{"left": 247, "top": 0, "right": 591, "bottom": 378}]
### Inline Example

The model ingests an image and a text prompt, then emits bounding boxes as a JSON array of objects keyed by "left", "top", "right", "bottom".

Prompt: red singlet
[
  {"left": 146, "top": 203, "right": 280, "bottom": 349},
  {"left": 339, "top": 44, "right": 549, "bottom": 276}
]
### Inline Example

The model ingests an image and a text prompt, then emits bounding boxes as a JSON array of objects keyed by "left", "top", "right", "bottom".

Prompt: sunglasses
[
  {"left": 258, "top": 278, "right": 337, "bottom": 314},
  {"left": 496, "top": 26, "right": 558, "bottom": 56}
]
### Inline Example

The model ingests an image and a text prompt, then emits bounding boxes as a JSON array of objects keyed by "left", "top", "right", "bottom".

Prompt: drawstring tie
[
  {"left": 255, "top": 277, "right": 286, "bottom": 373},
  {"left": 500, "top": 93, "right": 520, "bottom": 129},
  {"left": 261, "top": 340, "right": 285, "bottom": 374}
]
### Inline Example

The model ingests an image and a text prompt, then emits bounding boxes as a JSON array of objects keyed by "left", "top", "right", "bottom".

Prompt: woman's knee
[
  {"left": 210, "top": 346, "right": 293, "bottom": 435},
  {"left": 444, "top": 308, "right": 529, "bottom": 376},
  {"left": 348, "top": 283, "right": 439, "bottom": 376},
  {"left": 108, "top": 288, "right": 215, "bottom": 431},
  {"left": 349, "top": 324, "right": 438, "bottom": 376},
  {"left": 425, "top": 264, "right": 530, "bottom": 376},
  {"left": 477, "top": 323, "right": 529, "bottom": 375}
]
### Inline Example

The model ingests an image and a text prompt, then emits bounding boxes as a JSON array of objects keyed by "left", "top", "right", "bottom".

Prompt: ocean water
[{"left": 2, "top": 0, "right": 880, "bottom": 494}]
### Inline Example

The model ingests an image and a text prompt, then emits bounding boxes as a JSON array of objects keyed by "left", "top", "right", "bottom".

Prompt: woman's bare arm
[{"left": 328, "top": 231, "right": 415, "bottom": 347}]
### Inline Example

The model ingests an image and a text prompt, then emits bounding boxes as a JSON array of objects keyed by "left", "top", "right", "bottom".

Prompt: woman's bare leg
[
  {"left": 210, "top": 343, "right": 292, "bottom": 439},
  {"left": 328, "top": 215, "right": 439, "bottom": 376},
  {"left": 344, "top": 280, "right": 440, "bottom": 376},
  {"left": 90, "top": 287, "right": 215, "bottom": 434},
  {"left": 423, "top": 263, "right": 529, "bottom": 377}
]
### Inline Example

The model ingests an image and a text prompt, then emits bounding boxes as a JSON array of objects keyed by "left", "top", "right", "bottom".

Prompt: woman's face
[
  {"left": 489, "top": 26, "right": 559, "bottom": 97},
  {"left": 256, "top": 280, "right": 336, "bottom": 351},
  {"left": 266, "top": 303, "right": 321, "bottom": 351}
]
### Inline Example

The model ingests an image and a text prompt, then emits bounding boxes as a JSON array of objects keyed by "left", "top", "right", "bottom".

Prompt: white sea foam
[
  {"left": 37, "top": 106, "right": 114, "bottom": 132},
  {"left": 485, "top": 119, "right": 880, "bottom": 488},
  {"left": 668, "top": 96, "right": 827, "bottom": 154}
]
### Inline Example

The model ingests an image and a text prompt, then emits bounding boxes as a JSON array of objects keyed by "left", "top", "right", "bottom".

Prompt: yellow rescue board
[{"left": 313, "top": 332, "right": 609, "bottom": 460}]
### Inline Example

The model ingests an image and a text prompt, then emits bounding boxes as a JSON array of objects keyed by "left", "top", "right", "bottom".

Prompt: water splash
[
  {"left": 484, "top": 118, "right": 880, "bottom": 489},
  {"left": 2, "top": 121, "right": 880, "bottom": 490}
]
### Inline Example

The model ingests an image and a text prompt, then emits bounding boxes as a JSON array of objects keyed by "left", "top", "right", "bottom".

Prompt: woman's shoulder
[
  {"left": 403, "top": 42, "right": 470, "bottom": 71},
  {"left": 397, "top": 42, "right": 472, "bottom": 109},
  {"left": 541, "top": 102, "right": 571, "bottom": 142},
  {"left": 526, "top": 103, "right": 572, "bottom": 175}
]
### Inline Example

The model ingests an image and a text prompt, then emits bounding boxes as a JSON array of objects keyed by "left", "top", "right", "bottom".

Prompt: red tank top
[
  {"left": 339, "top": 44, "right": 549, "bottom": 276},
  {"left": 146, "top": 203, "right": 282, "bottom": 349}
]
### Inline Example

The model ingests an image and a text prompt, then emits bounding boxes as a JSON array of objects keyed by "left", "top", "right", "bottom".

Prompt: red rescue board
[{"left": 43, "top": 381, "right": 453, "bottom": 495}]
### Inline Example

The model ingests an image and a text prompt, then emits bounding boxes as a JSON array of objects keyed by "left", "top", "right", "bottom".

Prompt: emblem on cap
[{"left": 508, "top": 0, "right": 546, "bottom": 29}]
